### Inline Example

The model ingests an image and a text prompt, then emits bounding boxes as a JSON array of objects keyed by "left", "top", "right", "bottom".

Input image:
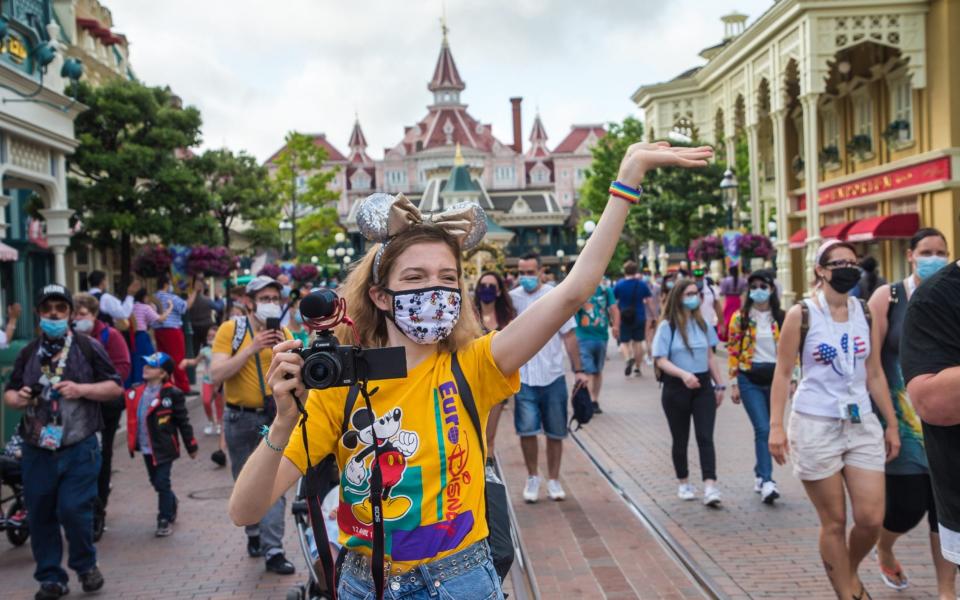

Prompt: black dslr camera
[{"left": 294, "top": 288, "right": 407, "bottom": 389}]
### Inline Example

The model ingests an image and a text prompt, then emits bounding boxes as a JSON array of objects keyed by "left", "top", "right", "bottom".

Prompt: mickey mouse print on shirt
[
  {"left": 812, "top": 333, "right": 868, "bottom": 376},
  {"left": 341, "top": 406, "right": 420, "bottom": 524}
]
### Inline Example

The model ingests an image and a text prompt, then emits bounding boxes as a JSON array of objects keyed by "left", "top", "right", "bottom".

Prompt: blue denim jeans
[
  {"left": 337, "top": 544, "right": 504, "bottom": 600},
  {"left": 577, "top": 338, "right": 608, "bottom": 375},
  {"left": 21, "top": 434, "right": 101, "bottom": 585},
  {"left": 143, "top": 455, "right": 177, "bottom": 522},
  {"left": 737, "top": 372, "right": 773, "bottom": 483},
  {"left": 514, "top": 376, "right": 568, "bottom": 440}
]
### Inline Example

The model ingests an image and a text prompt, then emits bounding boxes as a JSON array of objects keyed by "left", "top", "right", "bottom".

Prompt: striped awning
[{"left": 0, "top": 241, "right": 17, "bottom": 262}]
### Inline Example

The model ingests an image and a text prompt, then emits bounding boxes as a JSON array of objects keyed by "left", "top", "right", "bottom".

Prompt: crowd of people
[{"left": 2, "top": 139, "right": 958, "bottom": 600}]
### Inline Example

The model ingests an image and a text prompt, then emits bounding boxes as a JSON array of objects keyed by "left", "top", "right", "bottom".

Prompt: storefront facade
[
  {"left": 0, "top": 0, "right": 82, "bottom": 336},
  {"left": 633, "top": 0, "right": 960, "bottom": 304}
]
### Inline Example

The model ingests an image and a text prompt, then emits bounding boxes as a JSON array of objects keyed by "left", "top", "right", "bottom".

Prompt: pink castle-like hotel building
[{"left": 267, "top": 26, "right": 605, "bottom": 265}]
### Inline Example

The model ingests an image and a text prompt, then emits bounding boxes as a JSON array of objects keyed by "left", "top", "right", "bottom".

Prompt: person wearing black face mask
[
  {"left": 474, "top": 272, "right": 518, "bottom": 464},
  {"left": 768, "top": 240, "right": 900, "bottom": 600}
]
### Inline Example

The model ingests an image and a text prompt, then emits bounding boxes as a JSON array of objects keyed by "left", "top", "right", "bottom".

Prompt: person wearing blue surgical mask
[
  {"left": 726, "top": 270, "right": 786, "bottom": 505},
  {"left": 652, "top": 278, "right": 725, "bottom": 507},
  {"left": 866, "top": 227, "right": 956, "bottom": 596}
]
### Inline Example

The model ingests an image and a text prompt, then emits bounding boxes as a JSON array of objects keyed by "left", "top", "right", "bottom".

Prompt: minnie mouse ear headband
[
  {"left": 814, "top": 238, "right": 854, "bottom": 266},
  {"left": 357, "top": 192, "right": 488, "bottom": 284}
]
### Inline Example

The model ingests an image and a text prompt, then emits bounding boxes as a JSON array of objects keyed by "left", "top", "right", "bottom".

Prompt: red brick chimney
[{"left": 510, "top": 97, "right": 522, "bottom": 154}]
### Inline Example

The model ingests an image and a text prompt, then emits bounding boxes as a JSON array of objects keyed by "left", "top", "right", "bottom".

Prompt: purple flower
[
  {"left": 688, "top": 236, "right": 725, "bottom": 262},
  {"left": 258, "top": 263, "right": 283, "bottom": 279},
  {"left": 737, "top": 234, "right": 774, "bottom": 259},
  {"left": 291, "top": 263, "right": 319, "bottom": 283},
  {"left": 133, "top": 245, "right": 173, "bottom": 278}
]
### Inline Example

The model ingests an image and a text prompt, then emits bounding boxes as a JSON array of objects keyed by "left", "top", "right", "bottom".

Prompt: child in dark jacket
[{"left": 125, "top": 352, "right": 198, "bottom": 536}]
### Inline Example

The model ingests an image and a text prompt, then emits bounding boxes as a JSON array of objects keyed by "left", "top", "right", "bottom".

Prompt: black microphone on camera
[{"left": 299, "top": 288, "right": 339, "bottom": 320}]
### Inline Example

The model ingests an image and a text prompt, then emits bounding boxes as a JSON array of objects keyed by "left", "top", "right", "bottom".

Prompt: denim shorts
[
  {"left": 337, "top": 541, "right": 503, "bottom": 600},
  {"left": 578, "top": 338, "right": 607, "bottom": 374},
  {"left": 515, "top": 376, "right": 568, "bottom": 440}
]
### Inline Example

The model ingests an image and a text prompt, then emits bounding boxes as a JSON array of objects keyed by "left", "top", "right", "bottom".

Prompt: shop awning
[
  {"left": 820, "top": 220, "right": 859, "bottom": 241},
  {"left": 0, "top": 242, "right": 17, "bottom": 262},
  {"left": 846, "top": 213, "right": 920, "bottom": 242},
  {"left": 788, "top": 228, "right": 806, "bottom": 249}
]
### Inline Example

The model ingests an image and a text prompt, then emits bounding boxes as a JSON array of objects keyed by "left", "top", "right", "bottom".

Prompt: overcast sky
[{"left": 109, "top": 0, "right": 773, "bottom": 163}]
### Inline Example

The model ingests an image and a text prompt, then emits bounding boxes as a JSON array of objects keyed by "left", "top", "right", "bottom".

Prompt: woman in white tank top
[{"left": 769, "top": 240, "right": 901, "bottom": 600}]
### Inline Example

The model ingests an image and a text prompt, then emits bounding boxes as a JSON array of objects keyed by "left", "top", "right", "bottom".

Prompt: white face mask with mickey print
[{"left": 385, "top": 286, "right": 461, "bottom": 344}]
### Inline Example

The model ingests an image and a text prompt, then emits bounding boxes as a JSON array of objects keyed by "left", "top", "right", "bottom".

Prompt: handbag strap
[{"left": 451, "top": 353, "right": 483, "bottom": 462}]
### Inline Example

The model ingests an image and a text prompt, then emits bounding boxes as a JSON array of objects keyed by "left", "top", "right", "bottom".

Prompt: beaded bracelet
[
  {"left": 259, "top": 424, "right": 286, "bottom": 453},
  {"left": 608, "top": 181, "right": 643, "bottom": 204}
]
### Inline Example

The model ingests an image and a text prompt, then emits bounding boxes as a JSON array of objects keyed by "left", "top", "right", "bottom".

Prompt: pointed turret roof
[
  {"left": 347, "top": 118, "right": 372, "bottom": 164},
  {"left": 428, "top": 30, "right": 465, "bottom": 92},
  {"left": 526, "top": 113, "right": 550, "bottom": 158}
]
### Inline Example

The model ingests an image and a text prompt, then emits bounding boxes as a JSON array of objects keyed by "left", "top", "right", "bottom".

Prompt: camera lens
[{"left": 302, "top": 352, "right": 341, "bottom": 389}]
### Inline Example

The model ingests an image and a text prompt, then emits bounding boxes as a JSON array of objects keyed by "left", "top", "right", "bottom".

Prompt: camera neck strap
[{"left": 292, "top": 377, "right": 386, "bottom": 600}]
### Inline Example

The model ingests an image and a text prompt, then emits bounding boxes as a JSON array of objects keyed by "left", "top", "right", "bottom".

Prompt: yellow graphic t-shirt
[
  {"left": 284, "top": 331, "right": 519, "bottom": 568},
  {"left": 212, "top": 319, "right": 290, "bottom": 409}
]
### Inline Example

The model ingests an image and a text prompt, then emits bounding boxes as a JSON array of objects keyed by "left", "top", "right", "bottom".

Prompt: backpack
[
  {"left": 568, "top": 381, "right": 593, "bottom": 431},
  {"left": 299, "top": 353, "right": 515, "bottom": 597}
]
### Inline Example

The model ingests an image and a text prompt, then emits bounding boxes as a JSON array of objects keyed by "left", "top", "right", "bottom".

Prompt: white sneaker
[
  {"left": 761, "top": 481, "right": 780, "bottom": 504},
  {"left": 704, "top": 485, "right": 722, "bottom": 507},
  {"left": 523, "top": 476, "right": 541, "bottom": 503},
  {"left": 644, "top": 356, "right": 654, "bottom": 367},
  {"left": 677, "top": 483, "right": 696, "bottom": 501},
  {"left": 547, "top": 479, "right": 566, "bottom": 501},
  {"left": 753, "top": 477, "right": 763, "bottom": 494},
  {"left": 203, "top": 423, "right": 215, "bottom": 436},
  {"left": 216, "top": 423, "right": 222, "bottom": 435}
]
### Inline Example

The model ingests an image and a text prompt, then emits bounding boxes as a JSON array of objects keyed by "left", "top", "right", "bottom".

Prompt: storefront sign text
[{"left": 798, "top": 156, "right": 952, "bottom": 210}]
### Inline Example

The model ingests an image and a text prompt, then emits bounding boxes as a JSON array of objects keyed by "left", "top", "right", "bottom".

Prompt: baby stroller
[
  {"left": 0, "top": 435, "right": 29, "bottom": 546},
  {"left": 287, "top": 463, "right": 341, "bottom": 600}
]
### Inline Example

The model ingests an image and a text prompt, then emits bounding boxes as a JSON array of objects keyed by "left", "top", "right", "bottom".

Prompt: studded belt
[{"left": 340, "top": 540, "right": 490, "bottom": 587}]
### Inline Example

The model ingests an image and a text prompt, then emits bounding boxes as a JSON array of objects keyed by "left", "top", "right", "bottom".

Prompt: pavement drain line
[{"left": 570, "top": 430, "right": 731, "bottom": 600}]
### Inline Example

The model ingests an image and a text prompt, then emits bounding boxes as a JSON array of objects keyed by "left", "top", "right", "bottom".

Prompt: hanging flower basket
[
  {"left": 133, "top": 244, "right": 173, "bottom": 278},
  {"left": 737, "top": 233, "right": 774, "bottom": 260},
  {"left": 291, "top": 263, "right": 319, "bottom": 284},
  {"left": 187, "top": 245, "right": 237, "bottom": 278},
  {"left": 257, "top": 263, "right": 283, "bottom": 279},
  {"left": 688, "top": 236, "right": 725, "bottom": 263}
]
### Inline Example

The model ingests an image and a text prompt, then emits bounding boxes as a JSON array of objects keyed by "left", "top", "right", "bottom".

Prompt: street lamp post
[
  {"left": 555, "top": 249, "right": 566, "bottom": 281},
  {"left": 719, "top": 168, "right": 739, "bottom": 229},
  {"left": 278, "top": 218, "right": 293, "bottom": 260}
]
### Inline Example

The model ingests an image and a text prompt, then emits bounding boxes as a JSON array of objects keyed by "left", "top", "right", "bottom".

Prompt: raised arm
[{"left": 492, "top": 143, "right": 712, "bottom": 375}]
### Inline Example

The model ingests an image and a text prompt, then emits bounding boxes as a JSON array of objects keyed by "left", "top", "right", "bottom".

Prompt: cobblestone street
[{"left": 568, "top": 345, "right": 945, "bottom": 599}]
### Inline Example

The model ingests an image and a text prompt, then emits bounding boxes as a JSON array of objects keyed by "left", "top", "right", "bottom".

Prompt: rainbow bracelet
[{"left": 608, "top": 181, "right": 642, "bottom": 204}]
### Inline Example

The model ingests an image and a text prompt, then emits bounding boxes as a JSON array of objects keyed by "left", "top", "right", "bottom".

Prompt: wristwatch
[{"left": 713, "top": 384, "right": 726, "bottom": 391}]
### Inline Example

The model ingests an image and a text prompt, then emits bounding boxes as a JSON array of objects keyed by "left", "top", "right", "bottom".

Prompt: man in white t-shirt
[
  {"left": 694, "top": 269, "right": 722, "bottom": 331},
  {"left": 510, "top": 254, "right": 588, "bottom": 504}
]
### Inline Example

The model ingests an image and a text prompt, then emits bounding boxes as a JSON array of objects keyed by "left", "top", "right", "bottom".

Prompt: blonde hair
[
  {"left": 73, "top": 292, "right": 100, "bottom": 315},
  {"left": 334, "top": 224, "right": 482, "bottom": 352},
  {"left": 662, "top": 277, "right": 708, "bottom": 351}
]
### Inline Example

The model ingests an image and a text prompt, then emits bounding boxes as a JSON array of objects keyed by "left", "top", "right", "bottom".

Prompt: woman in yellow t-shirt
[{"left": 228, "top": 142, "right": 712, "bottom": 599}]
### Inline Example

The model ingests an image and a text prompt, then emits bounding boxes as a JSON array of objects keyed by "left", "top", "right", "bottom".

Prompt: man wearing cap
[
  {"left": 210, "top": 275, "right": 295, "bottom": 575},
  {"left": 3, "top": 284, "right": 123, "bottom": 600}
]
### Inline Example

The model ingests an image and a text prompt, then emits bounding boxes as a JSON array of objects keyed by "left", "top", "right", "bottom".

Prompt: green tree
[
  {"left": 192, "top": 148, "right": 275, "bottom": 248},
  {"left": 580, "top": 117, "right": 727, "bottom": 269},
  {"left": 580, "top": 117, "right": 653, "bottom": 273},
  {"left": 270, "top": 131, "right": 341, "bottom": 259},
  {"left": 68, "top": 80, "right": 211, "bottom": 285}
]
